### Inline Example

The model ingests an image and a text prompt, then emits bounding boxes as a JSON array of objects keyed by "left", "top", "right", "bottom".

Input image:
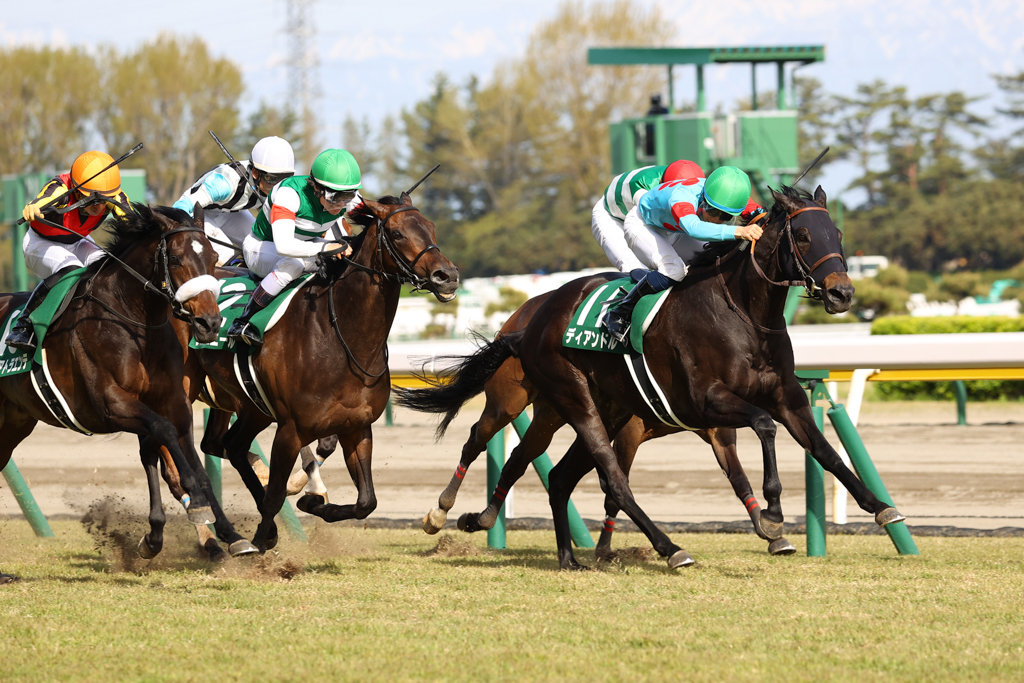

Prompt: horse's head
[
  {"left": 349, "top": 193, "right": 460, "bottom": 302},
  {"left": 764, "top": 185, "right": 853, "bottom": 314},
  {"left": 148, "top": 204, "right": 223, "bottom": 343}
]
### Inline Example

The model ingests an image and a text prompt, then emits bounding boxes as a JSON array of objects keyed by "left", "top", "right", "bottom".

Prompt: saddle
[
  {"left": 562, "top": 277, "right": 672, "bottom": 355},
  {"left": 0, "top": 268, "right": 88, "bottom": 377}
]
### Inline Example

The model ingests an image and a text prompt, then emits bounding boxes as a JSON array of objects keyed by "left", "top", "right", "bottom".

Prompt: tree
[
  {"left": 0, "top": 46, "right": 99, "bottom": 176},
  {"left": 95, "top": 34, "right": 243, "bottom": 204},
  {"left": 832, "top": 80, "right": 907, "bottom": 207},
  {"left": 794, "top": 76, "right": 839, "bottom": 186}
]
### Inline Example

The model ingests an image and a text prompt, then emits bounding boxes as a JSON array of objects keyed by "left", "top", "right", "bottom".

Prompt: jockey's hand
[
  {"left": 323, "top": 242, "right": 353, "bottom": 259},
  {"left": 22, "top": 204, "right": 43, "bottom": 223},
  {"left": 735, "top": 223, "right": 763, "bottom": 241}
]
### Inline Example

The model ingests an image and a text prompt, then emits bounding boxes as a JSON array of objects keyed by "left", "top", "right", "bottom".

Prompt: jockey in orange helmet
[{"left": 6, "top": 151, "right": 132, "bottom": 352}]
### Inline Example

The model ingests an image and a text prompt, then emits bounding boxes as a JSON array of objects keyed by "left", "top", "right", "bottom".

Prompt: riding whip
[
  {"left": 792, "top": 146, "right": 830, "bottom": 187},
  {"left": 17, "top": 143, "right": 144, "bottom": 225},
  {"left": 209, "top": 130, "right": 264, "bottom": 199},
  {"left": 405, "top": 164, "right": 440, "bottom": 195}
]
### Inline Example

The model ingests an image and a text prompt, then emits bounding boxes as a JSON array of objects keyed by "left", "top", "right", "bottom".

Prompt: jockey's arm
[
  {"left": 172, "top": 165, "right": 236, "bottom": 217},
  {"left": 22, "top": 177, "right": 69, "bottom": 223},
  {"left": 268, "top": 186, "right": 331, "bottom": 259}
]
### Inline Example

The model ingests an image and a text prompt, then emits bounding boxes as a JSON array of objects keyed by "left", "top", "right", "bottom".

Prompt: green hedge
[{"left": 869, "top": 316, "right": 1024, "bottom": 400}]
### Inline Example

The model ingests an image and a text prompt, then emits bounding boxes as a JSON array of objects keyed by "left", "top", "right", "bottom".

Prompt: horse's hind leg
[
  {"left": 0, "top": 407, "right": 38, "bottom": 582},
  {"left": 251, "top": 422, "right": 304, "bottom": 553},
  {"left": 595, "top": 416, "right": 650, "bottom": 558},
  {"left": 773, "top": 381, "right": 901, "bottom": 526},
  {"left": 426, "top": 365, "right": 531, "bottom": 534},
  {"left": 701, "top": 428, "right": 795, "bottom": 556},
  {"left": 201, "top": 407, "right": 270, "bottom": 487},
  {"left": 150, "top": 440, "right": 228, "bottom": 562},
  {"left": 137, "top": 437, "right": 167, "bottom": 559},
  {"left": 458, "top": 398, "right": 564, "bottom": 533},
  {"left": 297, "top": 427, "right": 377, "bottom": 523}
]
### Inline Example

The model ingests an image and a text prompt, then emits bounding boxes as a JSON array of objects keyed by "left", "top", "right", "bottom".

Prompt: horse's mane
[
  {"left": 81, "top": 203, "right": 188, "bottom": 277},
  {"left": 337, "top": 195, "right": 406, "bottom": 259},
  {"left": 688, "top": 184, "right": 813, "bottom": 270}
]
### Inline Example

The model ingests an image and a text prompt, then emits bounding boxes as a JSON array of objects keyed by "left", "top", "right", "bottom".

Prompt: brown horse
[
  {"left": 418, "top": 291, "right": 796, "bottom": 556},
  {"left": 0, "top": 205, "right": 257, "bottom": 563},
  {"left": 193, "top": 193, "right": 459, "bottom": 552},
  {"left": 396, "top": 185, "right": 904, "bottom": 570}
]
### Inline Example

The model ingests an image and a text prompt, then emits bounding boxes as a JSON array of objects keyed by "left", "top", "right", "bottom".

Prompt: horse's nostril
[
  {"left": 431, "top": 270, "right": 450, "bottom": 283},
  {"left": 828, "top": 287, "right": 852, "bottom": 303}
]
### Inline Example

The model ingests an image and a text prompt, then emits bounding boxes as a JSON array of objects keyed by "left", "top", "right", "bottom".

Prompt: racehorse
[
  {"left": 396, "top": 185, "right": 905, "bottom": 570},
  {"left": 413, "top": 291, "right": 795, "bottom": 556},
  {"left": 193, "top": 193, "right": 459, "bottom": 552},
  {"left": 0, "top": 204, "right": 257, "bottom": 564}
]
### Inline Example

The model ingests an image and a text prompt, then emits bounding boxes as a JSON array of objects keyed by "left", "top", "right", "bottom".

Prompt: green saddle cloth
[
  {"left": 0, "top": 267, "right": 88, "bottom": 378},
  {"left": 189, "top": 274, "right": 313, "bottom": 351},
  {"left": 562, "top": 277, "right": 671, "bottom": 355}
]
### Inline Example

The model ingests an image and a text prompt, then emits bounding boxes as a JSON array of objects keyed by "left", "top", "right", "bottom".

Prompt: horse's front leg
[
  {"left": 252, "top": 422, "right": 304, "bottom": 553},
  {"left": 297, "top": 427, "right": 377, "bottom": 523},
  {"left": 703, "top": 387, "right": 785, "bottom": 540},
  {"left": 772, "top": 380, "right": 903, "bottom": 526}
]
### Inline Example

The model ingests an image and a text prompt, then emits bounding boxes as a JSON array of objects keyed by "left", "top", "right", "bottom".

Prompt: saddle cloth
[
  {"left": 0, "top": 267, "right": 87, "bottom": 378},
  {"left": 562, "top": 277, "right": 671, "bottom": 355},
  {"left": 189, "top": 273, "right": 313, "bottom": 351}
]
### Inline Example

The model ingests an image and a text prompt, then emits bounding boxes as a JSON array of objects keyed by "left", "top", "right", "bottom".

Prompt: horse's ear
[
  {"left": 769, "top": 187, "right": 800, "bottom": 214},
  {"left": 193, "top": 203, "right": 205, "bottom": 229},
  {"left": 813, "top": 185, "right": 827, "bottom": 208},
  {"left": 400, "top": 191, "right": 412, "bottom": 205}
]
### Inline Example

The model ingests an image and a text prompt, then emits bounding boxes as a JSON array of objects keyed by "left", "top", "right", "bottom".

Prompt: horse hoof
[
  {"left": 457, "top": 513, "right": 472, "bottom": 532},
  {"left": 422, "top": 508, "right": 447, "bottom": 534},
  {"left": 186, "top": 506, "right": 216, "bottom": 526},
  {"left": 137, "top": 535, "right": 158, "bottom": 559},
  {"left": 0, "top": 573, "right": 18, "bottom": 585},
  {"left": 768, "top": 538, "right": 797, "bottom": 556},
  {"left": 757, "top": 516, "right": 784, "bottom": 541},
  {"left": 875, "top": 507, "right": 906, "bottom": 527},
  {"left": 476, "top": 511, "right": 497, "bottom": 530},
  {"left": 286, "top": 470, "right": 309, "bottom": 496},
  {"left": 748, "top": 507, "right": 771, "bottom": 541},
  {"left": 229, "top": 540, "right": 259, "bottom": 557},
  {"left": 296, "top": 494, "right": 326, "bottom": 514},
  {"left": 668, "top": 549, "right": 695, "bottom": 569}
]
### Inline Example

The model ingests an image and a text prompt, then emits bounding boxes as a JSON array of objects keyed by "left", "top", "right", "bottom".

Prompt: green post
[
  {"left": 696, "top": 64, "right": 705, "bottom": 113},
  {"left": 953, "top": 381, "right": 967, "bottom": 426},
  {"left": 486, "top": 429, "right": 506, "bottom": 549},
  {"left": 805, "top": 400, "right": 827, "bottom": 557},
  {"left": 666, "top": 64, "right": 674, "bottom": 113},
  {"left": 205, "top": 454, "right": 223, "bottom": 503},
  {"left": 13, "top": 221, "right": 28, "bottom": 291},
  {"left": 385, "top": 395, "right": 394, "bottom": 427},
  {"left": 827, "top": 404, "right": 919, "bottom": 555},
  {"left": 510, "top": 413, "right": 594, "bottom": 549},
  {"left": 776, "top": 61, "right": 786, "bottom": 109},
  {"left": 783, "top": 287, "right": 801, "bottom": 325},
  {"left": 1, "top": 459, "right": 54, "bottom": 538}
]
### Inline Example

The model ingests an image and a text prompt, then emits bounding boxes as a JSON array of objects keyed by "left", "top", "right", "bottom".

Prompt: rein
[
  {"left": 325, "top": 203, "right": 439, "bottom": 380},
  {"left": 716, "top": 204, "right": 841, "bottom": 335}
]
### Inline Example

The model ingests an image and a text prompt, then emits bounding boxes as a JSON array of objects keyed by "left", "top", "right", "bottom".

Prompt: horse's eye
[
  {"left": 391, "top": 230, "right": 403, "bottom": 240},
  {"left": 795, "top": 228, "right": 811, "bottom": 244},
  {"left": 169, "top": 255, "right": 182, "bottom": 266}
]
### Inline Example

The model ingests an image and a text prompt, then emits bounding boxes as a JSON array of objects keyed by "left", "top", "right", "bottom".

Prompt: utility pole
[{"left": 286, "top": 0, "right": 320, "bottom": 170}]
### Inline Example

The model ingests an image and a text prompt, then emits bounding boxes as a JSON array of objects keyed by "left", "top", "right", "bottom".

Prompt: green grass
[{"left": 2, "top": 520, "right": 1024, "bottom": 682}]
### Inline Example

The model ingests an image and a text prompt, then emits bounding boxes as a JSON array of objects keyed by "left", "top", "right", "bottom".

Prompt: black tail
[{"left": 392, "top": 330, "right": 524, "bottom": 439}]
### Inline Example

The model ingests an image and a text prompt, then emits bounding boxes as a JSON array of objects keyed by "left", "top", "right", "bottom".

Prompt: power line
[{"left": 285, "top": 0, "right": 320, "bottom": 167}]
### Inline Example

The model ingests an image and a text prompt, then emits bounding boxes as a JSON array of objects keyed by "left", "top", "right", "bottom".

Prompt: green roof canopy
[{"left": 587, "top": 45, "right": 825, "bottom": 66}]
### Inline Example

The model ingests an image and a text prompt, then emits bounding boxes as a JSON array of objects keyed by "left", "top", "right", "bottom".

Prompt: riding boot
[
  {"left": 226, "top": 285, "right": 274, "bottom": 348},
  {"left": 5, "top": 266, "right": 76, "bottom": 353},
  {"left": 603, "top": 273, "right": 660, "bottom": 343}
]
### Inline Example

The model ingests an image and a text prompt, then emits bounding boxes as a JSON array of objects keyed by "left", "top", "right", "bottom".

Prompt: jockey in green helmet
[{"left": 226, "top": 149, "right": 362, "bottom": 348}]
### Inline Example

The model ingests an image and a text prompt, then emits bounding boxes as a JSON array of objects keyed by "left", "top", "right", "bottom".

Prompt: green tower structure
[{"left": 588, "top": 45, "right": 824, "bottom": 203}]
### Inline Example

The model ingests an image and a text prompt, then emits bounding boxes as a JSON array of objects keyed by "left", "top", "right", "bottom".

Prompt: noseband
[
  {"left": 338, "top": 205, "right": 440, "bottom": 292},
  {"left": 750, "top": 205, "right": 845, "bottom": 297}
]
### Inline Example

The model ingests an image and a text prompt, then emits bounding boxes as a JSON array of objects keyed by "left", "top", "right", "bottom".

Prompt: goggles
[
  {"left": 698, "top": 198, "right": 739, "bottom": 225},
  {"left": 255, "top": 169, "right": 294, "bottom": 187},
  {"left": 316, "top": 184, "right": 357, "bottom": 205}
]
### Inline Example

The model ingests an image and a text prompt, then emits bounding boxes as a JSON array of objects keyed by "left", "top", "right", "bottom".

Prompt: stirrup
[
  {"left": 604, "top": 311, "right": 631, "bottom": 343},
  {"left": 5, "top": 319, "right": 38, "bottom": 353},
  {"left": 228, "top": 320, "right": 263, "bottom": 348}
]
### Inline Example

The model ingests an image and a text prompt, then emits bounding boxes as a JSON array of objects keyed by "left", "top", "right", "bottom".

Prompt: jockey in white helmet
[{"left": 173, "top": 136, "right": 295, "bottom": 264}]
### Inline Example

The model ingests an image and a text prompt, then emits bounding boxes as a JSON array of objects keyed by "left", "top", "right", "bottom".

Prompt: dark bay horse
[
  {"left": 397, "top": 186, "right": 904, "bottom": 570},
  {"left": 194, "top": 193, "right": 459, "bottom": 552},
  {"left": 416, "top": 291, "right": 795, "bottom": 556},
  {"left": 0, "top": 204, "right": 257, "bottom": 563}
]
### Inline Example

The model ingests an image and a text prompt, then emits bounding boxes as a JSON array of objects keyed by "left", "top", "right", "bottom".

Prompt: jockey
[
  {"left": 604, "top": 165, "right": 765, "bottom": 342},
  {"left": 593, "top": 159, "right": 705, "bottom": 272},
  {"left": 7, "top": 151, "right": 132, "bottom": 352},
  {"left": 225, "top": 148, "right": 361, "bottom": 348},
  {"left": 172, "top": 136, "right": 295, "bottom": 265}
]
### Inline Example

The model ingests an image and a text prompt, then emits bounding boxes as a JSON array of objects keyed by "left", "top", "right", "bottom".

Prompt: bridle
[
  {"left": 326, "top": 203, "right": 443, "bottom": 380},
  {"left": 748, "top": 205, "right": 845, "bottom": 297},
  {"left": 715, "top": 202, "right": 845, "bottom": 335}
]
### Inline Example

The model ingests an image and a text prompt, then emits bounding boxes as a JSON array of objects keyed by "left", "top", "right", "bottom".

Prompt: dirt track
[{"left": 2, "top": 399, "right": 1022, "bottom": 533}]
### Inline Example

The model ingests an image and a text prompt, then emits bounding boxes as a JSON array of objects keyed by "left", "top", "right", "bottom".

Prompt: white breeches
[
  {"left": 622, "top": 207, "right": 706, "bottom": 281},
  {"left": 205, "top": 210, "right": 255, "bottom": 265},
  {"left": 22, "top": 230, "right": 105, "bottom": 279},
  {"left": 591, "top": 200, "right": 645, "bottom": 272},
  {"left": 242, "top": 234, "right": 317, "bottom": 296}
]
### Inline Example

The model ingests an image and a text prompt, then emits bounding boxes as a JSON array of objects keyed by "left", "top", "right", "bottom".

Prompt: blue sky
[{"left": 3, "top": 0, "right": 1023, "bottom": 202}]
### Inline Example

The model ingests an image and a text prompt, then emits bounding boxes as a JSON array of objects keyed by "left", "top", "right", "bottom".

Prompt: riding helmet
[
  {"left": 311, "top": 149, "right": 362, "bottom": 191},
  {"left": 71, "top": 151, "right": 121, "bottom": 196},
  {"left": 701, "top": 166, "right": 751, "bottom": 216}
]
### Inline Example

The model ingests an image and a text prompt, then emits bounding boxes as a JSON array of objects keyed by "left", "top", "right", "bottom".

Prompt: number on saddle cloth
[{"left": 561, "top": 278, "right": 672, "bottom": 355}]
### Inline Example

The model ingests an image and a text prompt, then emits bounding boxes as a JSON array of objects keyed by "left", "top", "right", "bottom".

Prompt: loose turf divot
[
  {"left": 595, "top": 546, "right": 654, "bottom": 569},
  {"left": 423, "top": 533, "right": 482, "bottom": 558}
]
